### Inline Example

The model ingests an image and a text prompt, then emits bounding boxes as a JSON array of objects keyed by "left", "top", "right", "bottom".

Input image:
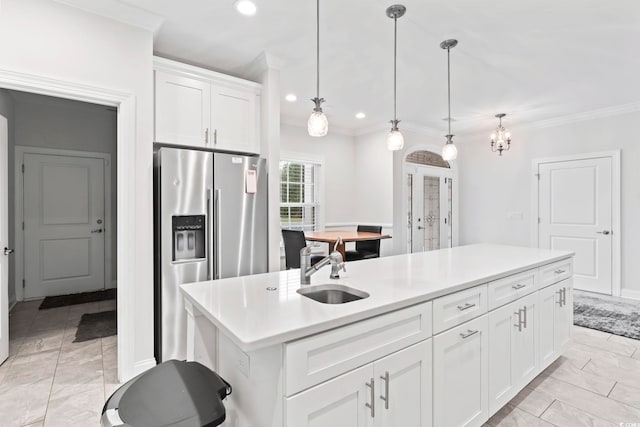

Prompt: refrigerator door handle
[
  {"left": 215, "top": 189, "right": 222, "bottom": 280},
  {"left": 207, "top": 188, "right": 214, "bottom": 280}
]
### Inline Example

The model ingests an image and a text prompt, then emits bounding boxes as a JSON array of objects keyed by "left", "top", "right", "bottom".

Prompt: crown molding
[
  {"left": 242, "top": 51, "right": 285, "bottom": 81},
  {"left": 53, "top": 0, "right": 164, "bottom": 35},
  {"left": 524, "top": 101, "right": 640, "bottom": 130},
  {"left": 281, "top": 115, "right": 355, "bottom": 137}
]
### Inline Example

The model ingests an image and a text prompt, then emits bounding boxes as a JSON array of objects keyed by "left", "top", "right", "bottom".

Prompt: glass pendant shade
[
  {"left": 386, "top": 129, "right": 404, "bottom": 151},
  {"left": 442, "top": 141, "right": 457, "bottom": 161},
  {"left": 308, "top": 110, "right": 328, "bottom": 137}
]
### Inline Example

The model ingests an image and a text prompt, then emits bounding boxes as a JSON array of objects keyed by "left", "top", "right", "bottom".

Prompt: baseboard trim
[
  {"left": 8, "top": 300, "right": 17, "bottom": 312},
  {"left": 620, "top": 289, "right": 640, "bottom": 301},
  {"left": 133, "top": 358, "right": 157, "bottom": 374}
]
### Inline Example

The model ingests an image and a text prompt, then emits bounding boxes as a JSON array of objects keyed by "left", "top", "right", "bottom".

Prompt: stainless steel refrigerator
[{"left": 154, "top": 147, "right": 268, "bottom": 362}]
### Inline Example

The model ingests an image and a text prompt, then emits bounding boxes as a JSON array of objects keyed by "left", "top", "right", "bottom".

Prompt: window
[{"left": 280, "top": 160, "right": 320, "bottom": 232}]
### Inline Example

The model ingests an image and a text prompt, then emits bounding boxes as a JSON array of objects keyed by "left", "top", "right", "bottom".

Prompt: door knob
[
  {"left": 91, "top": 229, "right": 103, "bottom": 233},
  {"left": 596, "top": 230, "right": 611, "bottom": 235},
  {"left": 3, "top": 247, "right": 14, "bottom": 256},
  {"left": 417, "top": 226, "right": 425, "bottom": 230}
]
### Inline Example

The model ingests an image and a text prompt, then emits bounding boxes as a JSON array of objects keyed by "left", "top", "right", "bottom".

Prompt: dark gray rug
[
  {"left": 574, "top": 291, "right": 640, "bottom": 340},
  {"left": 74, "top": 310, "right": 117, "bottom": 343},
  {"left": 39, "top": 289, "right": 116, "bottom": 309}
]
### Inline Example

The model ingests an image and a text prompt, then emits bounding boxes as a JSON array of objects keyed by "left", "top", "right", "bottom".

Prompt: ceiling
[{"left": 82, "top": 0, "right": 640, "bottom": 135}]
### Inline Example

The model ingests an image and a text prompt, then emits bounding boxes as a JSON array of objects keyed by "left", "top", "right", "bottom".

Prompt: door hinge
[
  {"left": 538, "top": 217, "right": 541, "bottom": 224},
  {"left": 22, "top": 221, "right": 24, "bottom": 230},
  {"left": 534, "top": 173, "right": 540, "bottom": 180},
  {"left": 21, "top": 164, "right": 24, "bottom": 173},
  {"left": 22, "top": 279, "right": 25, "bottom": 289}
]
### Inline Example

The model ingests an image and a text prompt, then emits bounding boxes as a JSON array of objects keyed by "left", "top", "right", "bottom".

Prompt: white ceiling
[{"left": 84, "top": 0, "right": 640, "bottom": 134}]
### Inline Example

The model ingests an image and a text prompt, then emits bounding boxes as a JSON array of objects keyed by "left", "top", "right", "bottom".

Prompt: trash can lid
[{"left": 117, "top": 360, "right": 229, "bottom": 427}]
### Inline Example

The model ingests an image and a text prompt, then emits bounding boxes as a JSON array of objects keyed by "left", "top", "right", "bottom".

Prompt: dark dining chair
[
  {"left": 282, "top": 229, "right": 323, "bottom": 269},
  {"left": 345, "top": 225, "right": 383, "bottom": 262}
]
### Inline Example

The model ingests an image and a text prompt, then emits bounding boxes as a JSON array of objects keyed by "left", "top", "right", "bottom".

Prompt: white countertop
[{"left": 180, "top": 244, "right": 573, "bottom": 352}]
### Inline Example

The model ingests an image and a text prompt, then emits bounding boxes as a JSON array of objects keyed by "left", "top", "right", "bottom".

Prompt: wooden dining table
[{"left": 305, "top": 230, "right": 392, "bottom": 260}]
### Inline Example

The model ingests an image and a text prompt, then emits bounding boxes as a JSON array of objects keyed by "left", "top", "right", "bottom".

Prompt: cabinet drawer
[
  {"left": 538, "top": 258, "right": 573, "bottom": 289},
  {"left": 284, "top": 302, "right": 432, "bottom": 396},
  {"left": 487, "top": 269, "right": 537, "bottom": 310},
  {"left": 433, "top": 285, "right": 487, "bottom": 334}
]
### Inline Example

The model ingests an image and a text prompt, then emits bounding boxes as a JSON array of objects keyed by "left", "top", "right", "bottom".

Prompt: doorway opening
[
  {"left": 0, "top": 89, "right": 120, "bottom": 423},
  {"left": 403, "top": 149, "right": 458, "bottom": 253}
]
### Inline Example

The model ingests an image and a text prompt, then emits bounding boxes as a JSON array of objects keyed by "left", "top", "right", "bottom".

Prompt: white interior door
[
  {"left": 0, "top": 115, "right": 9, "bottom": 364},
  {"left": 538, "top": 157, "right": 612, "bottom": 294},
  {"left": 23, "top": 153, "right": 106, "bottom": 298},
  {"left": 407, "top": 167, "right": 452, "bottom": 253}
]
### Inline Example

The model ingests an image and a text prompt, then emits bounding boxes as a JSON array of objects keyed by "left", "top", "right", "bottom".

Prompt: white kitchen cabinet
[
  {"left": 154, "top": 70, "right": 211, "bottom": 147},
  {"left": 154, "top": 57, "right": 261, "bottom": 154},
  {"left": 286, "top": 363, "right": 372, "bottom": 427},
  {"left": 374, "top": 340, "right": 432, "bottom": 427},
  {"left": 286, "top": 340, "right": 432, "bottom": 427},
  {"left": 211, "top": 84, "right": 259, "bottom": 153},
  {"left": 538, "top": 278, "right": 573, "bottom": 368},
  {"left": 434, "top": 315, "right": 489, "bottom": 427},
  {"left": 488, "top": 293, "right": 538, "bottom": 415}
]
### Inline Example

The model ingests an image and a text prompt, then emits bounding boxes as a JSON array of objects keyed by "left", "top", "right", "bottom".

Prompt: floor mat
[
  {"left": 574, "top": 290, "right": 640, "bottom": 340},
  {"left": 39, "top": 289, "right": 116, "bottom": 309},
  {"left": 74, "top": 310, "right": 117, "bottom": 343}
]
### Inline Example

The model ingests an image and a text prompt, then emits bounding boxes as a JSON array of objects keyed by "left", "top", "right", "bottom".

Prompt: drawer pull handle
[
  {"left": 561, "top": 287, "right": 567, "bottom": 306},
  {"left": 457, "top": 302, "right": 476, "bottom": 311},
  {"left": 514, "top": 309, "right": 523, "bottom": 332},
  {"left": 512, "top": 283, "right": 526, "bottom": 290},
  {"left": 554, "top": 269, "right": 566, "bottom": 274},
  {"left": 522, "top": 305, "right": 528, "bottom": 329},
  {"left": 379, "top": 371, "right": 390, "bottom": 410},
  {"left": 557, "top": 289, "right": 564, "bottom": 307},
  {"left": 366, "top": 378, "right": 375, "bottom": 418},
  {"left": 460, "top": 329, "right": 479, "bottom": 339}
]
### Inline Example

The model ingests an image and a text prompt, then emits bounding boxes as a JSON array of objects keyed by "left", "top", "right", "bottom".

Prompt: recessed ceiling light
[
  {"left": 234, "top": 0, "right": 257, "bottom": 16},
  {"left": 285, "top": 94, "right": 297, "bottom": 102},
  {"left": 355, "top": 112, "right": 366, "bottom": 119}
]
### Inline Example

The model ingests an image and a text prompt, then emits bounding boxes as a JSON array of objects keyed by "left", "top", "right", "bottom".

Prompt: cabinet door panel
[
  {"left": 434, "top": 315, "right": 488, "bottom": 427},
  {"left": 488, "top": 301, "right": 517, "bottom": 415},
  {"left": 286, "top": 364, "right": 373, "bottom": 427},
  {"left": 211, "top": 85, "right": 257, "bottom": 153},
  {"left": 538, "top": 283, "right": 558, "bottom": 367},
  {"left": 514, "top": 293, "right": 538, "bottom": 387},
  {"left": 555, "top": 278, "right": 573, "bottom": 352},
  {"left": 374, "top": 340, "right": 432, "bottom": 427},
  {"left": 155, "top": 70, "right": 210, "bottom": 146}
]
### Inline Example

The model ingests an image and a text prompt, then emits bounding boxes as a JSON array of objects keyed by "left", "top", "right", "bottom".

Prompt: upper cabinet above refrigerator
[{"left": 154, "top": 57, "right": 261, "bottom": 154}]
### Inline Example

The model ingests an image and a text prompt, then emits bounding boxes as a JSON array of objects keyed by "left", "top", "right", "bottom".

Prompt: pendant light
[
  {"left": 440, "top": 39, "right": 458, "bottom": 161},
  {"left": 307, "top": 0, "right": 328, "bottom": 137},
  {"left": 490, "top": 113, "right": 512, "bottom": 156},
  {"left": 386, "top": 4, "right": 406, "bottom": 151}
]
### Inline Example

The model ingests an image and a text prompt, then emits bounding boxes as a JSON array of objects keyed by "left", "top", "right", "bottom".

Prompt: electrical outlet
[{"left": 507, "top": 211, "right": 524, "bottom": 220}]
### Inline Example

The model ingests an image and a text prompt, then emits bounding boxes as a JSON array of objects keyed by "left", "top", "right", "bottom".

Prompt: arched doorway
[{"left": 403, "top": 149, "right": 457, "bottom": 253}]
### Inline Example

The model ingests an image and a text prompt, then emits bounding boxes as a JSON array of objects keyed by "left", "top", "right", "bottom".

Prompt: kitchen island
[{"left": 180, "top": 244, "right": 574, "bottom": 427}]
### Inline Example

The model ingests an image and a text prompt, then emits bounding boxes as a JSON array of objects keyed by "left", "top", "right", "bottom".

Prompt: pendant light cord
[
  {"left": 393, "top": 15, "right": 398, "bottom": 121},
  {"left": 316, "top": 0, "right": 320, "bottom": 99},
  {"left": 447, "top": 46, "right": 451, "bottom": 135}
]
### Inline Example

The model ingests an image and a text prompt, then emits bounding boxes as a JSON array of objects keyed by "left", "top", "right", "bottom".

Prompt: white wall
[
  {"left": 280, "top": 123, "right": 357, "bottom": 226},
  {"left": 0, "top": 89, "right": 16, "bottom": 307},
  {"left": 11, "top": 92, "right": 117, "bottom": 292},
  {"left": 456, "top": 111, "right": 640, "bottom": 294},
  {"left": 0, "top": 0, "right": 155, "bottom": 378},
  {"left": 353, "top": 130, "right": 394, "bottom": 256}
]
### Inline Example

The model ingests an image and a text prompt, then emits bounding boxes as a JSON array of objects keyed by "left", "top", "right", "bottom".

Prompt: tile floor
[
  {"left": 486, "top": 326, "right": 640, "bottom": 427},
  {"left": 2, "top": 301, "right": 640, "bottom": 427},
  {"left": 0, "top": 299, "right": 120, "bottom": 427}
]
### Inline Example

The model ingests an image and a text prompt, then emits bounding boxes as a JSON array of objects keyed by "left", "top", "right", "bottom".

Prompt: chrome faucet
[{"left": 300, "top": 240, "right": 347, "bottom": 285}]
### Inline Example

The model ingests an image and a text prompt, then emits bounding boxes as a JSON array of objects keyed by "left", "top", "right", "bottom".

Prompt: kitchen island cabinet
[{"left": 180, "top": 244, "right": 574, "bottom": 427}]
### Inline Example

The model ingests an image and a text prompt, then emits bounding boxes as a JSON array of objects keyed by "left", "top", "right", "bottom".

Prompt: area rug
[
  {"left": 573, "top": 290, "right": 640, "bottom": 340},
  {"left": 73, "top": 310, "right": 117, "bottom": 343},
  {"left": 39, "top": 288, "right": 116, "bottom": 309}
]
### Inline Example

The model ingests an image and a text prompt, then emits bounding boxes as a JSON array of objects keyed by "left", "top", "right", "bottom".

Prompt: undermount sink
[{"left": 297, "top": 284, "right": 369, "bottom": 304}]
